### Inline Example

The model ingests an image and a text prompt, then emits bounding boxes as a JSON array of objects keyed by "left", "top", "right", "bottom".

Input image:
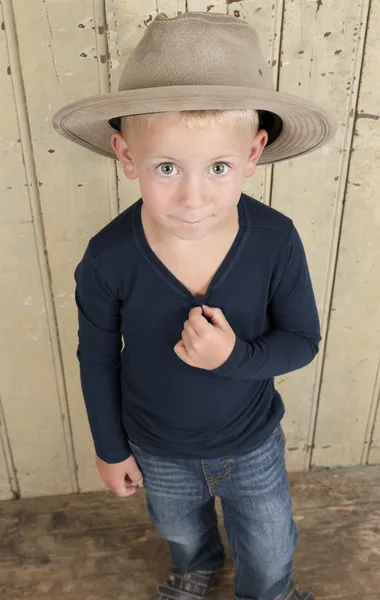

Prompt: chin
[{"left": 172, "top": 223, "right": 213, "bottom": 241}]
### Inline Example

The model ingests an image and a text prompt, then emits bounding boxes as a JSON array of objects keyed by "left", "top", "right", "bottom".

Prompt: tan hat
[{"left": 52, "top": 11, "right": 336, "bottom": 165}]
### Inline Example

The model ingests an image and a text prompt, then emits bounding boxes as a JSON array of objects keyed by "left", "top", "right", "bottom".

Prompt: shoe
[
  {"left": 156, "top": 566, "right": 219, "bottom": 600},
  {"left": 274, "top": 580, "right": 316, "bottom": 600}
]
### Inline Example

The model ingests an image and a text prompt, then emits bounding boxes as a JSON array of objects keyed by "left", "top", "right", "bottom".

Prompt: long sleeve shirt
[{"left": 74, "top": 193, "right": 321, "bottom": 462}]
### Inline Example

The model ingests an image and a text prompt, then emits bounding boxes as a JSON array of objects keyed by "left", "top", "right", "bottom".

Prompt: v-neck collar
[{"left": 133, "top": 195, "right": 250, "bottom": 305}]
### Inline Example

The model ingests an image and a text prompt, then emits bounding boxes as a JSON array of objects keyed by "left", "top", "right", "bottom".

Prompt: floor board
[{"left": 0, "top": 466, "right": 379, "bottom": 599}]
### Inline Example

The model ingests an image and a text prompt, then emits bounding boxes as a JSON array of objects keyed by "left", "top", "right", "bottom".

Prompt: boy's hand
[
  {"left": 96, "top": 454, "right": 143, "bottom": 497},
  {"left": 174, "top": 305, "right": 236, "bottom": 370}
]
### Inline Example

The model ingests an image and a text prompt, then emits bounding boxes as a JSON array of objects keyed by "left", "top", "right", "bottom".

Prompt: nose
[{"left": 177, "top": 173, "right": 207, "bottom": 211}]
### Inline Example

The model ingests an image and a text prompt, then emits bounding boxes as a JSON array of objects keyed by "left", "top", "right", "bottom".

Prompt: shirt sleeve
[
  {"left": 74, "top": 243, "right": 131, "bottom": 463},
  {"left": 212, "top": 224, "right": 322, "bottom": 380}
]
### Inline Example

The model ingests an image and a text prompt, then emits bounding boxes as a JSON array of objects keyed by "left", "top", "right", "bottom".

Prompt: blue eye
[
  {"left": 157, "top": 163, "right": 178, "bottom": 176},
  {"left": 211, "top": 162, "right": 230, "bottom": 175}
]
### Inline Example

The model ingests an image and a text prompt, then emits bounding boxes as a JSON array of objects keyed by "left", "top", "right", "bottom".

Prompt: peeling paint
[
  {"left": 234, "top": 10, "right": 240, "bottom": 18},
  {"left": 144, "top": 15, "right": 153, "bottom": 27},
  {"left": 324, "top": 31, "right": 331, "bottom": 37},
  {"left": 7, "top": 65, "right": 11, "bottom": 75},
  {"left": 24, "top": 296, "right": 33, "bottom": 306},
  {"left": 1, "top": 21, "right": 5, "bottom": 31},
  {"left": 226, "top": 0, "right": 241, "bottom": 4},
  {"left": 206, "top": 4, "right": 215, "bottom": 11},
  {"left": 356, "top": 112, "right": 379, "bottom": 120},
  {"left": 334, "top": 49, "right": 342, "bottom": 55},
  {"left": 316, "top": 0, "right": 323, "bottom": 11}
]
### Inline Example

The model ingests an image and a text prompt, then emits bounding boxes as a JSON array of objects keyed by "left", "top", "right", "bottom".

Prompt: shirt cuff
[
  {"left": 211, "top": 336, "right": 248, "bottom": 377},
  {"left": 96, "top": 447, "right": 132, "bottom": 464}
]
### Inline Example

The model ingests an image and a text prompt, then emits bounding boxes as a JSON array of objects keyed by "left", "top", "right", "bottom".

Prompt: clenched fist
[
  {"left": 174, "top": 305, "right": 236, "bottom": 370},
  {"left": 96, "top": 454, "right": 143, "bottom": 497}
]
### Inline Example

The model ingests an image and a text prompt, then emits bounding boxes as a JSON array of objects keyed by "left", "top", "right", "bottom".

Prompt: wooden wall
[{"left": 0, "top": 0, "right": 379, "bottom": 499}]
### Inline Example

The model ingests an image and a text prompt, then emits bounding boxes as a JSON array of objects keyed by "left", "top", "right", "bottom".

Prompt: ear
[
  {"left": 110, "top": 132, "right": 138, "bottom": 180},
  {"left": 244, "top": 129, "right": 268, "bottom": 177}
]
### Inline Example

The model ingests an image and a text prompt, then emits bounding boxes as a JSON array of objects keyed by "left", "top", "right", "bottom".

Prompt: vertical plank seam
[
  {"left": 363, "top": 353, "right": 380, "bottom": 464},
  {"left": 354, "top": 0, "right": 380, "bottom": 466},
  {"left": 306, "top": 0, "right": 372, "bottom": 470},
  {"left": 93, "top": 0, "right": 120, "bottom": 220},
  {"left": 266, "top": 0, "right": 285, "bottom": 208},
  {"left": 0, "top": 1, "right": 20, "bottom": 502},
  {"left": 0, "top": 392, "right": 19, "bottom": 499},
  {"left": 2, "top": 0, "right": 79, "bottom": 493}
]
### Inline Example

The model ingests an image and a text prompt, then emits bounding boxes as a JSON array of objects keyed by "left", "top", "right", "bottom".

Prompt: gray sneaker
[
  {"left": 274, "top": 580, "right": 316, "bottom": 600},
  {"left": 157, "top": 567, "right": 220, "bottom": 600}
]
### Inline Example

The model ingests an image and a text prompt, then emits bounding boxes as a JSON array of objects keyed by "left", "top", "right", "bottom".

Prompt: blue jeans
[{"left": 128, "top": 425, "right": 298, "bottom": 600}]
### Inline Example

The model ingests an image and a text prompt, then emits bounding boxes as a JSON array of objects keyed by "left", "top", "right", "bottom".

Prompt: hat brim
[{"left": 52, "top": 85, "right": 336, "bottom": 165}]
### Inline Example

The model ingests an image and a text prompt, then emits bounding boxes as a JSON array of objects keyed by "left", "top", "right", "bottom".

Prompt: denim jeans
[{"left": 128, "top": 425, "right": 298, "bottom": 600}]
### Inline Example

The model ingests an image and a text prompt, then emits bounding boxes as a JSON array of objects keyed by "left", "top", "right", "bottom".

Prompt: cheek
[{"left": 138, "top": 178, "right": 174, "bottom": 217}]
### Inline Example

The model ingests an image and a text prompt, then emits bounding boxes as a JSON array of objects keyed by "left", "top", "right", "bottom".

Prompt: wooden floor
[{"left": 0, "top": 466, "right": 379, "bottom": 600}]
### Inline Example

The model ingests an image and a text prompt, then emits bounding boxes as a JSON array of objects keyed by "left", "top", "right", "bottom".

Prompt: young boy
[{"left": 53, "top": 11, "right": 336, "bottom": 600}]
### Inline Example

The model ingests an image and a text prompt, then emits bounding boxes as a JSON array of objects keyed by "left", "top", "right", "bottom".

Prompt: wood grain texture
[
  {"left": 269, "top": 0, "right": 371, "bottom": 471},
  {"left": 8, "top": 0, "right": 124, "bottom": 493},
  {"left": 0, "top": 467, "right": 379, "bottom": 599},
  {"left": 1, "top": 0, "right": 75, "bottom": 498},
  {"left": 312, "top": 0, "right": 380, "bottom": 468}
]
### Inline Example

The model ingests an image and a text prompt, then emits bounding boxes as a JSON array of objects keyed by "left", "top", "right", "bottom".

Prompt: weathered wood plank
[
  {"left": 0, "top": 441, "right": 12, "bottom": 501},
  {"left": 0, "top": 0, "right": 74, "bottom": 498},
  {"left": 187, "top": 1, "right": 227, "bottom": 13},
  {"left": 270, "top": 0, "right": 371, "bottom": 471},
  {"left": 370, "top": 405, "right": 380, "bottom": 465},
  {"left": 0, "top": 468, "right": 378, "bottom": 598},
  {"left": 312, "top": 0, "right": 380, "bottom": 468},
  {"left": 0, "top": 1, "right": 16, "bottom": 503}
]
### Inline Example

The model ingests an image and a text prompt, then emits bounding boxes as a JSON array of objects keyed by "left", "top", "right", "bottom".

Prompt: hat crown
[{"left": 118, "top": 12, "right": 275, "bottom": 93}]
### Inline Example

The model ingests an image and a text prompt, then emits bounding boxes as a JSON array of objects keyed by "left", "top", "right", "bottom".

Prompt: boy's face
[{"left": 111, "top": 113, "right": 268, "bottom": 241}]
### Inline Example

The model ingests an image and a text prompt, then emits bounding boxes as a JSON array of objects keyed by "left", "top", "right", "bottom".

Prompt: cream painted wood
[
  {"left": 9, "top": 0, "right": 120, "bottom": 493},
  {"left": 0, "top": 442, "right": 12, "bottom": 500},
  {"left": 270, "top": 0, "right": 371, "bottom": 471},
  {"left": 313, "top": 0, "right": 380, "bottom": 468},
  {"left": 1, "top": 1, "right": 380, "bottom": 499},
  {"left": 1, "top": 0, "right": 75, "bottom": 497},
  {"left": 187, "top": 1, "right": 227, "bottom": 13}
]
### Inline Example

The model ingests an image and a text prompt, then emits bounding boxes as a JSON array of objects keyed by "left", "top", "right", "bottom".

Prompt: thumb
[
  {"left": 202, "top": 305, "right": 229, "bottom": 330},
  {"left": 127, "top": 466, "right": 144, "bottom": 486}
]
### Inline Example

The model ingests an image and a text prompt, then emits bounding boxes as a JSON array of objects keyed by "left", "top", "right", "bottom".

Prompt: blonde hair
[{"left": 121, "top": 109, "right": 260, "bottom": 140}]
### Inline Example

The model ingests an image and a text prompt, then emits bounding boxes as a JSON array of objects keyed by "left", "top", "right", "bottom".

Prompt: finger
[
  {"left": 188, "top": 314, "right": 210, "bottom": 336},
  {"left": 202, "top": 305, "right": 228, "bottom": 329},
  {"left": 184, "top": 319, "right": 199, "bottom": 339},
  {"left": 188, "top": 306, "right": 203, "bottom": 318},
  {"left": 174, "top": 340, "right": 193, "bottom": 365},
  {"left": 113, "top": 484, "right": 136, "bottom": 497}
]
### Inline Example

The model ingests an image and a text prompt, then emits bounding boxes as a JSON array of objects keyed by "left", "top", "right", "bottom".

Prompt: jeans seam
[{"left": 202, "top": 457, "right": 231, "bottom": 486}]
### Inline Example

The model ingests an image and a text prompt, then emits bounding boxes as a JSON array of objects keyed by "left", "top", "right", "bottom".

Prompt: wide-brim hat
[{"left": 52, "top": 11, "right": 337, "bottom": 165}]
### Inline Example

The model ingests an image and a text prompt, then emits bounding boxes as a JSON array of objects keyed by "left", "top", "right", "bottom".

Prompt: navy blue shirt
[{"left": 74, "top": 193, "right": 321, "bottom": 463}]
